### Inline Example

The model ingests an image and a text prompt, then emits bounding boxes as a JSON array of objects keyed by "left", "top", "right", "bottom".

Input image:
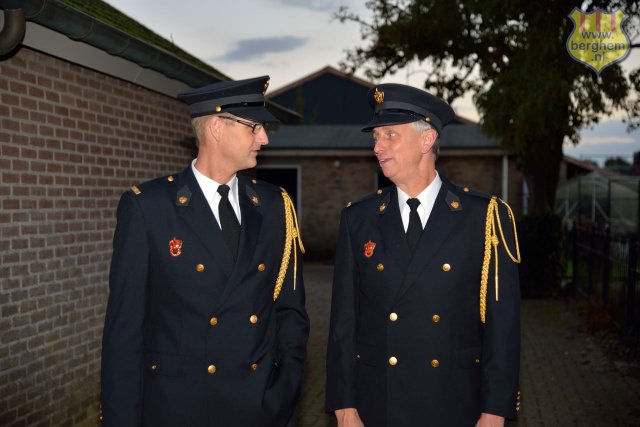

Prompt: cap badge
[
  {"left": 373, "top": 87, "right": 384, "bottom": 104},
  {"left": 364, "top": 240, "right": 376, "bottom": 258},
  {"left": 169, "top": 237, "right": 183, "bottom": 257}
]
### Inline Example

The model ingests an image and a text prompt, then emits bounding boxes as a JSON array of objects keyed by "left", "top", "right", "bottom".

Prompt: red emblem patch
[
  {"left": 364, "top": 240, "right": 376, "bottom": 258},
  {"left": 169, "top": 237, "right": 182, "bottom": 257}
]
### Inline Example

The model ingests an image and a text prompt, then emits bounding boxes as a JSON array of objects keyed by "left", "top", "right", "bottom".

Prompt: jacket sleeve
[
  {"left": 481, "top": 200, "right": 521, "bottom": 419},
  {"left": 263, "top": 203, "right": 310, "bottom": 424},
  {"left": 101, "top": 191, "right": 149, "bottom": 427},
  {"left": 325, "top": 207, "right": 359, "bottom": 412}
]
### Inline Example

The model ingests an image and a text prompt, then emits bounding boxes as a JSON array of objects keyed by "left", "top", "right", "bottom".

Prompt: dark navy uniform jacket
[
  {"left": 326, "top": 175, "right": 520, "bottom": 426},
  {"left": 101, "top": 164, "right": 309, "bottom": 427}
]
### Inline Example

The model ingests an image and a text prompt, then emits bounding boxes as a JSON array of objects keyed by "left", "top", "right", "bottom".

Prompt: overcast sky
[{"left": 106, "top": 0, "right": 640, "bottom": 165}]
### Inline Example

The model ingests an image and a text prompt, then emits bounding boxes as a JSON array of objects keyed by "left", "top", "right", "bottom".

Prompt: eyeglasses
[{"left": 219, "top": 116, "right": 264, "bottom": 135}]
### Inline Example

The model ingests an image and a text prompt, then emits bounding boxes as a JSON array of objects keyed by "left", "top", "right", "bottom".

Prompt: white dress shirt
[
  {"left": 397, "top": 172, "right": 442, "bottom": 232},
  {"left": 191, "top": 159, "right": 241, "bottom": 228}
]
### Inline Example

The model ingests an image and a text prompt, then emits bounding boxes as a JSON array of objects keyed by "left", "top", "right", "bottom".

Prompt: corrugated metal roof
[{"left": 266, "top": 124, "right": 500, "bottom": 149}]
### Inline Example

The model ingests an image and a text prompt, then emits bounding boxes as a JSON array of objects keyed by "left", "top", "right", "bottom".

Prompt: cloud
[
  {"left": 580, "top": 135, "right": 637, "bottom": 145},
  {"left": 214, "top": 36, "right": 308, "bottom": 62},
  {"left": 270, "top": 0, "right": 349, "bottom": 12}
]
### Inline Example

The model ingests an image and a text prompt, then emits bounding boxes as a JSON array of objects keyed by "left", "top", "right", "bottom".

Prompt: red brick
[
  {"left": 2, "top": 93, "right": 19, "bottom": 106},
  {"left": 28, "top": 86, "right": 44, "bottom": 98}
]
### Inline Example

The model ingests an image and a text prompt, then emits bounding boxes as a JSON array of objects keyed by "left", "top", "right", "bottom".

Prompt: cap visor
[
  {"left": 361, "top": 113, "right": 420, "bottom": 132},
  {"left": 225, "top": 106, "right": 279, "bottom": 124}
]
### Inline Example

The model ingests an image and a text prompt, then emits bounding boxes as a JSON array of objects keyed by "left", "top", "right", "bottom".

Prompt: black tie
[
  {"left": 217, "top": 184, "right": 240, "bottom": 259},
  {"left": 406, "top": 198, "right": 422, "bottom": 252}
]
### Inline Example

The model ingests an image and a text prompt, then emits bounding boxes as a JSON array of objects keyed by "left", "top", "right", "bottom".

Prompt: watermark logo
[{"left": 566, "top": 8, "right": 630, "bottom": 75}]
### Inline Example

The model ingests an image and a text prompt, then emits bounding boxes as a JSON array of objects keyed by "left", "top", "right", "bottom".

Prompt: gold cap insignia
[
  {"left": 379, "top": 203, "right": 387, "bottom": 212},
  {"left": 178, "top": 196, "right": 188, "bottom": 204},
  {"left": 373, "top": 87, "right": 384, "bottom": 104},
  {"left": 450, "top": 201, "right": 460, "bottom": 209}
]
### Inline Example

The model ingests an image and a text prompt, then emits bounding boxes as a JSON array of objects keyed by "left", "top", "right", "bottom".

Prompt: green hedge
[{"left": 518, "top": 213, "right": 564, "bottom": 297}]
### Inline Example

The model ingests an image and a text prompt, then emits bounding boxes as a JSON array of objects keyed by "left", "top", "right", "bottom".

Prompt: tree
[
  {"left": 336, "top": 0, "right": 640, "bottom": 213},
  {"left": 604, "top": 156, "right": 632, "bottom": 168}
]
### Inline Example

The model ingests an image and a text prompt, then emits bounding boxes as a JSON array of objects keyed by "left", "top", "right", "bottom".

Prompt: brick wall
[
  {"left": 0, "top": 47, "right": 194, "bottom": 426},
  {"left": 260, "top": 154, "right": 524, "bottom": 259}
]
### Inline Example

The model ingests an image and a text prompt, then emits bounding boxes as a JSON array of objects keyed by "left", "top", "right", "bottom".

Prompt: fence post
[
  {"left": 572, "top": 222, "right": 578, "bottom": 292},
  {"left": 588, "top": 227, "right": 595, "bottom": 297},
  {"left": 625, "top": 237, "right": 637, "bottom": 338},
  {"left": 602, "top": 227, "right": 610, "bottom": 308}
]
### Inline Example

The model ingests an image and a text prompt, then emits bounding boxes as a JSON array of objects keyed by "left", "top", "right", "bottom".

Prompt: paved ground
[{"left": 294, "top": 263, "right": 640, "bottom": 427}]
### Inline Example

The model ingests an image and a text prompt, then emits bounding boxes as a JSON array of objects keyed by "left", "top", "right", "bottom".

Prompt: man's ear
[
  {"left": 421, "top": 129, "right": 437, "bottom": 154},
  {"left": 208, "top": 116, "right": 223, "bottom": 142}
]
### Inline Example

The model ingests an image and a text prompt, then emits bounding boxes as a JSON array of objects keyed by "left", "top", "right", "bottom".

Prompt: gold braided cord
[
  {"left": 273, "top": 192, "right": 305, "bottom": 301},
  {"left": 480, "top": 197, "right": 521, "bottom": 323}
]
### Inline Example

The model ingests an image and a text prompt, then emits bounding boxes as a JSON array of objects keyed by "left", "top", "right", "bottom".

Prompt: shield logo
[
  {"left": 373, "top": 88, "right": 384, "bottom": 104},
  {"left": 364, "top": 240, "right": 376, "bottom": 258},
  {"left": 169, "top": 237, "right": 182, "bottom": 257},
  {"left": 566, "top": 8, "right": 631, "bottom": 75}
]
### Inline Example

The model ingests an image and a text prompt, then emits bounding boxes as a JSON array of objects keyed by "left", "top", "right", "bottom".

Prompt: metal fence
[{"left": 565, "top": 223, "right": 640, "bottom": 343}]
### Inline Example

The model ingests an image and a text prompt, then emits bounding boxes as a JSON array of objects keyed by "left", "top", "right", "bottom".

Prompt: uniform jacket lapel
[
  {"left": 393, "top": 176, "right": 463, "bottom": 302},
  {"left": 377, "top": 187, "right": 411, "bottom": 274},
  {"left": 175, "top": 165, "right": 235, "bottom": 278},
  {"left": 215, "top": 175, "right": 263, "bottom": 308}
]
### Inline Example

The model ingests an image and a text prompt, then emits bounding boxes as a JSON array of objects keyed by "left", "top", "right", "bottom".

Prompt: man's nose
[{"left": 255, "top": 127, "right": 269, "bottom": 145}]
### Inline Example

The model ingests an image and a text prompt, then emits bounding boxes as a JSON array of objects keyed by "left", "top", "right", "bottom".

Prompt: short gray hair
[
  {"left": 411, "top": 120, "right": 439, "bottom": 159},
  {"left": 190, "top": 116, "right": 212, "bottom": 148}
]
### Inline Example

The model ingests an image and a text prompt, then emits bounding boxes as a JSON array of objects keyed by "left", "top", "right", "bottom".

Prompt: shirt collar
[
  {"left": 397, "top": 172, "right": 442, "bottom": 211},
  {"left": 191, "top": 158, "right": 238, "bottom": 202}
]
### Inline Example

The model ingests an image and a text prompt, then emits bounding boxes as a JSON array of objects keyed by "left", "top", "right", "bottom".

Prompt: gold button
[
  {"left": 215, "top": 105, "right": 222, "bottom": 113},
  {"left": 431, "top": 359, "right": 440, "bottom": 368},
  {"left": 209, "top": 316, "right": 218, "bottom": 326},
  {"left": 207, "top": 364, "right": 216, "bottom": 374},
  {"left": 376, "top": 189, "right": 382, "bottom": 195},
  {"left": 475, "top": 358, "right": 480, "bottom": 364},
  {"left": 250, "top": 363, "right": 258, "bottom": 371},
  {"left": 252, "top": 178, "right": 257, "bottom": 184},
  {"left": 196, "top": 264, "right": 205, "bottom": 272},
  {"left": 249, "top": 314, "right": 258, "bottom": 324},
  {"left": 346, "top": 201, "right": 352, "bottom": 207},
  {"left": 167, "top": 175, "right": 174, "bottom": 182},
  {"left": 257, "top": 263, "right": 266, "bottom": 272},
  {"left": 431, "top": 314, "right": 440, "bottom": 323},
  {"left": 355, "top": 354, "right": 361, "bottom": 359},
  {"left": 442, "top": 263, "right": 451, "bottom": 272},
  {"left": 388, "top": 356, "right": 398, "bottom": 366},
  {"left": 389, "top": 312, "right": 398, "bottom": 322},
  {"left": 450, "top": 201, "right": 460, "bottom": 209},
  {"left": 463, "top": 187, "right": 469, "bottom": 192},
  {"left": 377, "top": 263, "right": 384, "bottom": 272},
  {"left": 150, "top": 363, "right": 157, "bottom": 371}
]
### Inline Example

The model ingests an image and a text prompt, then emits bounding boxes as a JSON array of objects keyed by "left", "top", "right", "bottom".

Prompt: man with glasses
[
  {"left": 101, "top": 76, "right": 309, "bottom": 427},
  {"left": 326, "top": 83, "right": 521, "bottom": 426}
]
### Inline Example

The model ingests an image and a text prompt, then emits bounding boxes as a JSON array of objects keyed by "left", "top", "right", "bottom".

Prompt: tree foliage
[{"left": 336, "top": 0, "right": 640, "bottom": 213}]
